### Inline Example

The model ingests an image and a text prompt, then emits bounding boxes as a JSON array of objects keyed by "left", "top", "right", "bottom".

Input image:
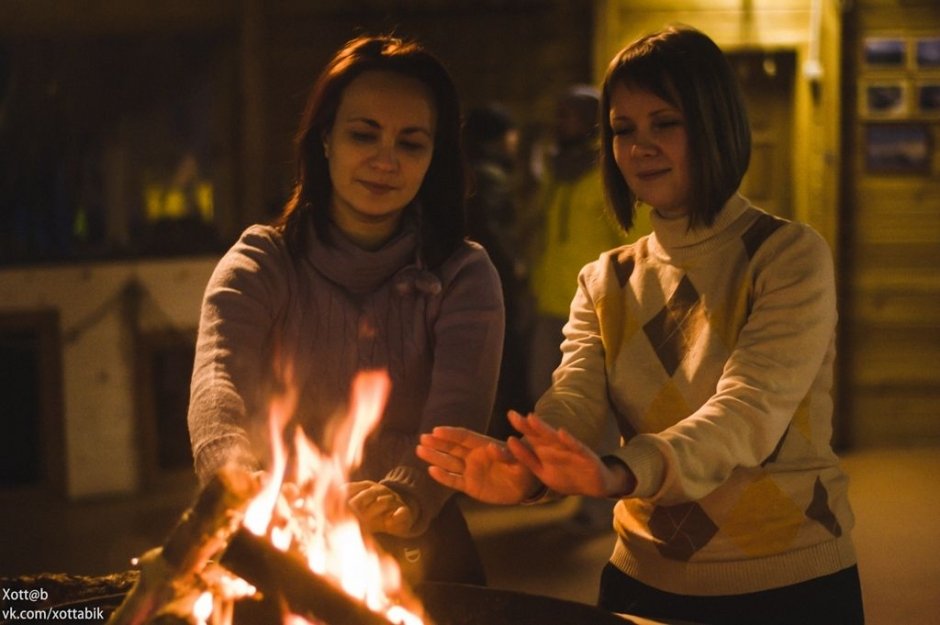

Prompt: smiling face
[
  {"left": 609, "top": 82, "right": 692, "bottom": 219},
  {"left": 324, "top": 70, "right": 436, "bottom": 248}
]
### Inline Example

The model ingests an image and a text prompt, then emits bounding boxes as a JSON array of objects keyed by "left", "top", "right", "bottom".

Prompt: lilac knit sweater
[{"left": 187, "top": 219, "right": 504, "bottom": 535}]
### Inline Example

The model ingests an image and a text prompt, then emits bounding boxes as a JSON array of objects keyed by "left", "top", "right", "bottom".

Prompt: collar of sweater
[
  {"left": 307, "top": 218, "right": 420, "bottom": 295},
  {"left": 648, "top": 193, "right": 752, "bottom": 261}
]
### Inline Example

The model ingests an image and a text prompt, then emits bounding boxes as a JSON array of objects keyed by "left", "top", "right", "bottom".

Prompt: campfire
[
  {"left": 60, "top": 367, "right": 636, "bottom": 625},
  {"left": 106, "top": 369, "right": 427, "bottom": 625}
]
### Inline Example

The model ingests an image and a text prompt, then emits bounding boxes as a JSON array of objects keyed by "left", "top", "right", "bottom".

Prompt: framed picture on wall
[
  {"left": 860, "top": 80, "right": 908, "bottom": 118},
  {"left": 864, "top": 123, "right": 931, "bottom": 174},
  {"left": 915, "top": 36, "right": 940, "bottom": 69},
  {"left": 862, "top": 37, "right": 907, "bottom": 69},
  {"left": 916, "top": 82, "right": 940, "bottom": 116}
]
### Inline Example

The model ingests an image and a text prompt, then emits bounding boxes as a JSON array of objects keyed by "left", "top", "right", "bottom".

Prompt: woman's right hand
[
  {"left": 346, "top": 481, "right": 416, "bottom": 537},
  {"left": 416, "top": 426, "right": 541, "bottom": 505}
]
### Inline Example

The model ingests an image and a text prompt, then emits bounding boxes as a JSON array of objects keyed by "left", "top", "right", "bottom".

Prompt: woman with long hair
[{"left": 188, "top": 35, "right": 503, "bottom": 585}]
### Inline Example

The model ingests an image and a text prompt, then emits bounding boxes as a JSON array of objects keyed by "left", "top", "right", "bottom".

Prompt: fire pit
[
  {"left": 215, "top": 527, "right": 634, "bottom": 625},
  {"left": 416, "top": 582, "right": 633, "bottom": 625}
]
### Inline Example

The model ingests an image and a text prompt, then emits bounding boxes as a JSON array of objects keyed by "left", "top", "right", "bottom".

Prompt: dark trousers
[
  {"left": 598, "top": 562, "right": 864, "bottom": 625},
  {"left": 374, "top": 498, "right": 486, "bottom": 587}
]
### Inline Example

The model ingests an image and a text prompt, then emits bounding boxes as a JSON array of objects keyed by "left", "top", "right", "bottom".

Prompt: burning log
[
  {"left": 105, "top": 465, "right": 261, "bottom": 625},
  {"left": 221, "top": 528, "right": 395, "bottom": 625}
]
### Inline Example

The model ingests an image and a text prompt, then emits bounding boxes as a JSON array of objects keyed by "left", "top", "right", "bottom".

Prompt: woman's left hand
[
  {"left": 506, "top": 411, "right": 633, "bottom": 498},
  {"left": 346, "top": 481, "right": 416, "bottom": 537}
]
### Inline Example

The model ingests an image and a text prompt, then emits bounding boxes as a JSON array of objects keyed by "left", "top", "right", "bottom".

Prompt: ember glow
[{"left": 240, "top": 369, "right": 426, "bottom": 625}]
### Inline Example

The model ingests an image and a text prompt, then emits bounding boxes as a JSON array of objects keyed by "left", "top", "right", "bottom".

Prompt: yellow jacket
[{"left": 529, "top": 166, "right": 649, "bottom": 317}]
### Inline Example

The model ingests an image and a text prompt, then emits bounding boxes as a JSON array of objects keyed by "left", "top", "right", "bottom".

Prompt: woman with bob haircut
[
  {"left": 418, "top": 25, "right": 864, "bottom": 623},
  {"left": 188, "top": 34, "right": 503, "bottom": 585},
  {"left": 599, "top": 25, "right": 751, "bottom": 232}
]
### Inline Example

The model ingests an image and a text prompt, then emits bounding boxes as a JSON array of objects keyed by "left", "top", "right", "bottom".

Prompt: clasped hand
[
  {"left": 346, "top": 481, "right": 415, "bottom": 536},
  {"left": 416, "top": 411, "right": 629, "bottom": 504}
]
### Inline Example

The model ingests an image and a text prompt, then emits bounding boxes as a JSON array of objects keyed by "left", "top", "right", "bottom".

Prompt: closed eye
[
  {"left": 349, "top": 130, "right": 378, "bottom": 143},
  {"left": 399, "top": 139, "right": 430, "bottom": 153},
  {"left": 654, "top": 119, "right": 683, "bottom": 130}
]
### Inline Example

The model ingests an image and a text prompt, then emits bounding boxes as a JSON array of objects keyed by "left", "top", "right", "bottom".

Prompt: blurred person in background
[
  {"left": 524, "top": 84, "right": 649, "bottom": 406},
  {"left": 463, "top": 103, "right": 532, "bottom": 438},
  {"left": 522, "top": 85, "right": 650, "bottom": 534}
]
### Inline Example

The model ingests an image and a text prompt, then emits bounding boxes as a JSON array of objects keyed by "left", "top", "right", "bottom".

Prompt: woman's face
[
  {"left": 609, "top": 82, "right": 691, "bottom": 219},
  {"left": 324, "top": 70, "right": 436, "bottom": 248}
]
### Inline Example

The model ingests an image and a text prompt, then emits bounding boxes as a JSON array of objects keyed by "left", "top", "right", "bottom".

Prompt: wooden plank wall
[{"left": 844, "top": 0, "right": 940, "bottom": 447}]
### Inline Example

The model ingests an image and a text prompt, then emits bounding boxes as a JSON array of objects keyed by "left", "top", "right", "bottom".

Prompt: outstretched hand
[
  {"left": 416, "top": 426, "right": 540, "bottom": 505},
  {"left": 505, "top": 411, "right": 633, "bottom": 498}
]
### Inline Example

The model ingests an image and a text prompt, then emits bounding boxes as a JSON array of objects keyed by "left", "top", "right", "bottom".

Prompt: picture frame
[
  {"left": 915, "top": 81, "right": 940, "bottom": 116},
  {"left": 862, "top": 37, "right": 908, "bottom": 69},
  {"left": 915, "top": 36, "right": 940, "bottom": 69},
  {"left": 859, "top": 80, "right": 908, "bottom": 118},
  {"left": 864, "top": 123, "right": 932, "bottom": 174}
]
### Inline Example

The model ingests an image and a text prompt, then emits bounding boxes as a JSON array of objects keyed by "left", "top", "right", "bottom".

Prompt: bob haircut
[
  {"left": 600, "top": 25, "right": 751, "bottom": 231},
  {"left": 275, "top": 35, "right": 466, "bottom": 268}
]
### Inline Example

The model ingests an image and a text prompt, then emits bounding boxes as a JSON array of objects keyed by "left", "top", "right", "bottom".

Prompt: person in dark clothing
[{"left": 463, "top": 104, "right": 532, "bottom": 435}]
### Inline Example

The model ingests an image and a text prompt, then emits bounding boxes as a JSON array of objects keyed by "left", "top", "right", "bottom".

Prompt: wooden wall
[{"left": 843, "top": 0, "right": 940, "bottom": 447}]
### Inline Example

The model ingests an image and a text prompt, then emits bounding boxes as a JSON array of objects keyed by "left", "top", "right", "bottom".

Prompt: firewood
[
  {"left": 221, "top": 529, "right": 395, "bottom": 625},
  {"left": 105, "top": 465, "right": 260, "bottom": 625}
]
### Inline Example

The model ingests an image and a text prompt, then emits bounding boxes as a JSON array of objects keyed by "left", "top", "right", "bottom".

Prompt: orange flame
[{"left": 240, "top": 369, "right": 426, "bottom": 625}]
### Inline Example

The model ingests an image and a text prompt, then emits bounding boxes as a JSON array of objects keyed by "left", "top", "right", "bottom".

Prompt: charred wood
[
  {"left": 104, "top": 466, "right": 260, "bottom": 625},
  {"left": 221, "top": 529, "right": 394, "bottom": 625}
]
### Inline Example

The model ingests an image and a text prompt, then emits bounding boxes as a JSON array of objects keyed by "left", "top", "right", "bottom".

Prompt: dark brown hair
[
  {"left": 275, "top": 35, "right": 466, "bottom": 267},
  {"left": 600, "top": 25, "right": 751, "bottom": 231}
]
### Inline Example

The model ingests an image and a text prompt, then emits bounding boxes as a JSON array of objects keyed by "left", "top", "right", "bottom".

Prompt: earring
[{"left": 323, "top": 141, "right": 330, "bottom": 159}]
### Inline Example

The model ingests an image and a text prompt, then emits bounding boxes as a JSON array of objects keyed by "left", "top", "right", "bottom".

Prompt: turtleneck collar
[
  {"left": 648, "top": 193, "right": 751, "bottom": 259},
  {"left": 306, "top": 216, "right": 420, "bottom": 295}
]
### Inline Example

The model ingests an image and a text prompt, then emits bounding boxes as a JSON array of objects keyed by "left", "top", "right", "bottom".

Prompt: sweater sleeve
[
  {"left": 187, "top": 226, "right": 290, "bottom": 486},
  {"left": 615, "top": 224, "right": 838, "bottom": 504},
  {"left": 382, "top": 244, "right": 505, "bottom": 535}
]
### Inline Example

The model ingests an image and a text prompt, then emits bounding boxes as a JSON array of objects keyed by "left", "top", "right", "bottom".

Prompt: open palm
[
  {"left": 505, "top": 411, "right": 615, "bottom": 498},
  {"left": 417, "top": 426, "right": 539, "bottom": 504}
]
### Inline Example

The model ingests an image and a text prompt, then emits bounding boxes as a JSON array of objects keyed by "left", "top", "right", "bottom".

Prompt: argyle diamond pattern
[
  {"left": 643, "top": 275, "right": 701, "bottom": 376},
  {"left": 648, "top": 501, "right": 719, "bottom": 561},
  {"left": 806, "top": 476, "right": 843, "bottom": 537},
  {"left": 741, "top": 213, "right": 785, "bottom": 259}
]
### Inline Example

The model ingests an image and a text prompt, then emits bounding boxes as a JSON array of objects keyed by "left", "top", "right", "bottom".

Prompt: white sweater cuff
[{"left": 614, "top": 434, "right": 670, "bottom": 500}]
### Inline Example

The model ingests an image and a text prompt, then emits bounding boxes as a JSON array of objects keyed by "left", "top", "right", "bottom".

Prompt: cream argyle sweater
[{"left": 536, "top": 194, "right": 857, "bottom": 595}]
